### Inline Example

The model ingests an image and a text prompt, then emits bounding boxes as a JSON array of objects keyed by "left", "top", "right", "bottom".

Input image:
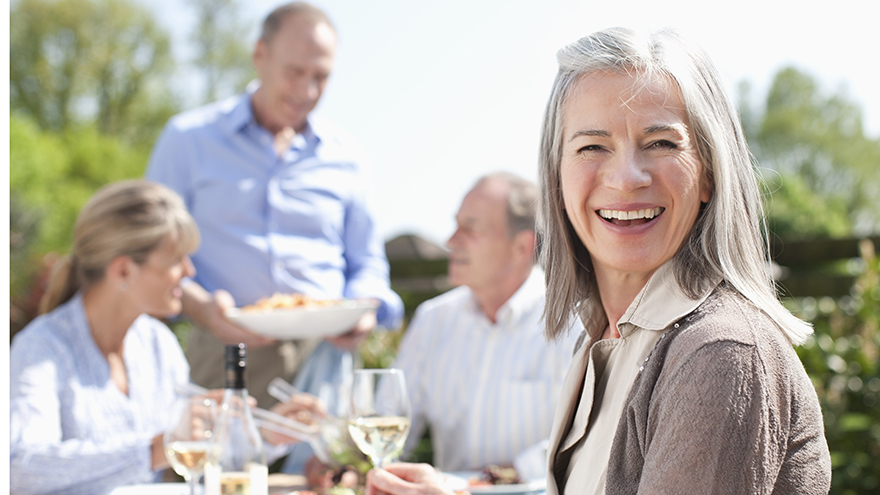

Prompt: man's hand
[
  {"left": 200, "top": 389, "right": 256, "bottom": 408},
  {"left": 181, "top": 284, "right": 275, "bottom": 349},
  {"left": 326, "top": 304, "right": 377, "bottom": 351},
  {"left": 262, "top": 393, "right": 328, "bottom": 446},
  {"left": 366, "top": 463, "right": 456, "bottom": 495}
]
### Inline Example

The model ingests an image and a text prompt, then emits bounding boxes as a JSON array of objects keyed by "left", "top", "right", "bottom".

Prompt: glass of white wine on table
[
  {"left": 347, "top": 368, "right": 411, "bottom": 470},
  {"left": 164, "top": 396, "right": 218, "bottom": 495}
]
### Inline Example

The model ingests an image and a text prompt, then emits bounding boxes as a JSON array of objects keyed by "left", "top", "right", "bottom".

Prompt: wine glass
[
  {"left": 164, "top": 396, "right": 218, "bottom": 495},
  {"left": 347, "top": 368, "right": 411, "bottom": 469}
]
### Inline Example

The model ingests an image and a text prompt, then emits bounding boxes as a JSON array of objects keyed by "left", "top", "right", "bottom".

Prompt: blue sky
[{"left": 143, "top": 0, "right": 880, "bottom": 245}]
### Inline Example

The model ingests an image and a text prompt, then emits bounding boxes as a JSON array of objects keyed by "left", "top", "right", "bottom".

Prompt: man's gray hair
[
  {"left": 476, "top": 171, "right": 538, "bottom": 236},
  {"left": 538, "top": 27, "right": 811, "bottom": 345},
  {"left": 475, "top": 172, "right": 541, "bottom": 262},
  {"left": 260, "top": 1, "right": 336, "bottom": 44}
]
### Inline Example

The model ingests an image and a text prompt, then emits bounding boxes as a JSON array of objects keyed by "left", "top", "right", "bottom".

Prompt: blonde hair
[
  {"left": 39, "top": 180, "right": 199, "bottom": 314},
  {"left": 539, "top": 27, "right": 812, "bottom": 345}
]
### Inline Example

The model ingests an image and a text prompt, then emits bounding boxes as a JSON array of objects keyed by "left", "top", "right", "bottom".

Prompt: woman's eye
[
  {"left": 577, "top": 144, "right": 602, "bottom": 153},
  {"left": 649, "top": 140, "right": 677, "bottom": 149}
]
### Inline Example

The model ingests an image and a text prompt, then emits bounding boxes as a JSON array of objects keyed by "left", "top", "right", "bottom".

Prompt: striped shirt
[
  {"left": 10, "top": 294, "right": 190, "bottom": 494},
  {"left": 393, "top": 268, "right": 581, "bottom": 472}
]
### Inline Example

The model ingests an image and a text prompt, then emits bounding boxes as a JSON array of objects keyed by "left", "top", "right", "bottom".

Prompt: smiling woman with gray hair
[
  {"left": 361, "top": 27, "right": 831, "bottom": 495},
  {"left": 539, "top": 27, "right": 831, "bottom": 494}
]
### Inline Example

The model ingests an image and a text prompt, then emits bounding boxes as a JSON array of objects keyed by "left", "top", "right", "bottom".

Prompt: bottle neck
[
  {"left": 223, "top": 343, "right": 248, "bottom": 389},
  {"left": 224, "top": 364, "right": 246, "bottom": 390},
  {"left": 220, "top": 388, "right": 253, "bottom": 416}
]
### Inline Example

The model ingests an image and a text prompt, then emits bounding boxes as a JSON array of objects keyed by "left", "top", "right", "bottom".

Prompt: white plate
[
  {"left": 444, "top": 471, "right": 546, "bottom": 494},
  {"left": 108, "top": 483, "right": 187, "bottom": 495},
  {"left": 225, "top": 300, "right": 380, "bottom": 339}
]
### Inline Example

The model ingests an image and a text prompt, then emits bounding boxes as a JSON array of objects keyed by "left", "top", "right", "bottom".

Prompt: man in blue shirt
[{"left": 146, "top": 2, "right": 403, "bottom": 407}]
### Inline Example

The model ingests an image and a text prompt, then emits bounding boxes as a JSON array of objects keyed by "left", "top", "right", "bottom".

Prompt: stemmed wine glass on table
[
  {"left": 164, "top": 396, "right": 218, "bottom": 495},
  {"left": 347, "top": 368, "right": 411, "bottom": 470}
]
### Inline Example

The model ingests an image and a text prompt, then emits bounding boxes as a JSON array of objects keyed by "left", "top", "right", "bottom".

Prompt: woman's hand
[
  {"left": 150, "top": 433, "right": 169, "bottom": 471},
  {"left": 366, "top": 463, "right": 456, "bottom": 495}
]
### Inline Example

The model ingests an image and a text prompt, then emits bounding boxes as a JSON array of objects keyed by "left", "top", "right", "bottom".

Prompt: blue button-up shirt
[
  {"left": 146, "top": 88, "right": 403, "bottom": 328},
  {"left": 10, "top": 294, "right": 189, "bottom": 494}
]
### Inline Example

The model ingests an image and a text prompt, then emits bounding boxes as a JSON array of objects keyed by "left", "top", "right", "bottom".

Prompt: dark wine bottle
[{"left": 204, "top": 344, "right": 267, "bottom": 495}]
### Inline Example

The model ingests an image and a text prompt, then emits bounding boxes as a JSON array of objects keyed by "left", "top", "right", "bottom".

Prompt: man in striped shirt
[{"left": 392, "top": 172, "right": 581, "bottom": 474}]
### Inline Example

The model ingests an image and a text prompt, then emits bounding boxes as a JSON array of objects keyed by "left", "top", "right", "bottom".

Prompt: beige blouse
[{"left": 554, "top": 263, "right": 716, "bottom": 495}]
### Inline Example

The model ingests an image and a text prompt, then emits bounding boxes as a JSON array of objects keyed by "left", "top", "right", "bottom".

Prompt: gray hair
[
  {"left": 39, "top": 180, "right": 200, "bottom": 314},
  {"left": 472, "top": 172, "right": 541, "bottom": 264},
  {"left": 475, "top": 171, "right": 538, "bottom": 236},
  {"left": 260, "top": 1, "right": 336, "bottom": 44},
  {"left": 538, "top": 27, "right": 811, "bottom": 345}
]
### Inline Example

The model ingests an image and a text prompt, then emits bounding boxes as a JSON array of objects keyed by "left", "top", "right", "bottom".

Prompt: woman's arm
[
  {"left": 633, "top": 340, "right": 780, "bottom": 495},
  {"left": 10, "top": 335, "right": 157, "bottom": 494}
]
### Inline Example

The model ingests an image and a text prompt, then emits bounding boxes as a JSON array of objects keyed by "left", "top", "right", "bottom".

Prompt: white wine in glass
[
  {"left": 347, "top": 368, "right": 411, "bottom": 469},
  {"left": 165, "top": 396, "right": 218, "bottom": 495}
]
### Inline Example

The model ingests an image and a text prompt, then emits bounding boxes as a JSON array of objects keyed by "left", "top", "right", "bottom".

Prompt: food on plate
[
  {"left": 325, "top": 485, "right": 358, "bottom": 495},
  {"left": 469, "top": 465, "right": 522, "bottom": 486},
  {"left": 305, "top": 460, "right": 364, "bottom": 495},
  {"left": 241, "top": 293, "right": 341, "bottom": 312}
]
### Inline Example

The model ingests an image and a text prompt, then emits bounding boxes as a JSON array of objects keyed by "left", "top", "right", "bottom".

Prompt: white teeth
[{"left": 597, "top": 208, "right": 662, "bottom": 221}]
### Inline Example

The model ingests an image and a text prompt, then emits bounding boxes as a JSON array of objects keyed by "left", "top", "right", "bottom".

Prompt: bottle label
[
  {"left": 203, "top": 463, "right": 266, "bottom": 495},
  {"left": 249, "top": 462, "right": 268, "bottom": 495},
  {"left": 204, "top": 463, "right": 220, "bottom": 495}
]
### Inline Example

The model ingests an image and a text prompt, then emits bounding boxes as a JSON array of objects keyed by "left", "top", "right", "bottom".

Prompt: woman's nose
[
  {"left": 601, "top": 150, "right": 651, "bottom": 192},
  {"left": 183, "top": 255, "right": 196, "bottom": 278}
]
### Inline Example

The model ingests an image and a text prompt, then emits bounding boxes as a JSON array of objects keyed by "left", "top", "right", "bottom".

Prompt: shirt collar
[
  {"left": 617, "top": 261, "right": 720, "bottom": 336},
  {"left": 221, "top": 82, "right": 257, "bottom": 135},
  {"left": 468, "top": 266, "right": 544, "bottom": 327},
  {"left": 223, "top": 80, "right": 323, "bottom": 148}
]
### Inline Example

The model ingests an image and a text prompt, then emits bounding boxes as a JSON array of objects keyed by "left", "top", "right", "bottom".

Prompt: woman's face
[
  {"left": 559, "top": 71, "right": 711, "bottom": 287},
  {"left": 129, "top": 235, "right": 195, "bottom": 318}
]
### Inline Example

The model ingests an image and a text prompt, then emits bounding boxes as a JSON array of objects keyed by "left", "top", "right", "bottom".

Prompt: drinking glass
[
  {"left": 347, "top": 368, "right": 411, "bottom": 469},
  {"left": 164, "top": 396, "right": 218, "bottom": 495}
]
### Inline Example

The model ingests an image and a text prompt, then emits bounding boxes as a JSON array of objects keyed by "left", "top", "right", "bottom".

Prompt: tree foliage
[
  {"left": 9, "top": 114, "right": 152, "bottom": 334},
  {"left": 741, "top": 67, "right": 880, "bottom": 238},
  {"left": 792, "top": 241, "right": 880, "bottom": 494},
  {"left": 761, "top": 170, "right": 852, "bottom": 239},
  {"left": 188, "top": 0, "right": 254, "bottom": 103},
  {"left": 8, "top": 0, "right": 254, "bottom": 334},
  {"left": 10, "top": 114, "right": 151, "bottom": 254},
  {"left": 11, "top": 0, "right": 178, "bottom": 143}
]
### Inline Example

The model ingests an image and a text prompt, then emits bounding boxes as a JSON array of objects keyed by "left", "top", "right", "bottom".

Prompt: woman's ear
[
  {"left": 106, "top": 255, "right": 136, "bottom": 290},
  {"left": 700, "top": 170, "right": 713, "bottom": 204}
]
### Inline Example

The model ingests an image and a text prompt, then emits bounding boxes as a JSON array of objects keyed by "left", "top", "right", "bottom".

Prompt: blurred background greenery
[{"left": 8, "top": 0, "right": 880, "bottom": 492}]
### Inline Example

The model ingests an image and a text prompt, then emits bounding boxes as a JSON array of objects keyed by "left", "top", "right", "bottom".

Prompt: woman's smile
[
  {"left": 596, "top": 207, "right": 664, "bottom": 227},
  {"left": 560, "top": 71, "right": 711, "bottom": 283}
]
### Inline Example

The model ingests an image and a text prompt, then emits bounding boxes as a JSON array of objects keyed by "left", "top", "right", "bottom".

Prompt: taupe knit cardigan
[{"left": 555, "top": 284, "right": 832, "bottom": 495}]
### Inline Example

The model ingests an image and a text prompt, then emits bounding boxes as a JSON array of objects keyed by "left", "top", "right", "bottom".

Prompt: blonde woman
[{"left": 10, "top": 180, "right": 198, "bottom": 493}]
